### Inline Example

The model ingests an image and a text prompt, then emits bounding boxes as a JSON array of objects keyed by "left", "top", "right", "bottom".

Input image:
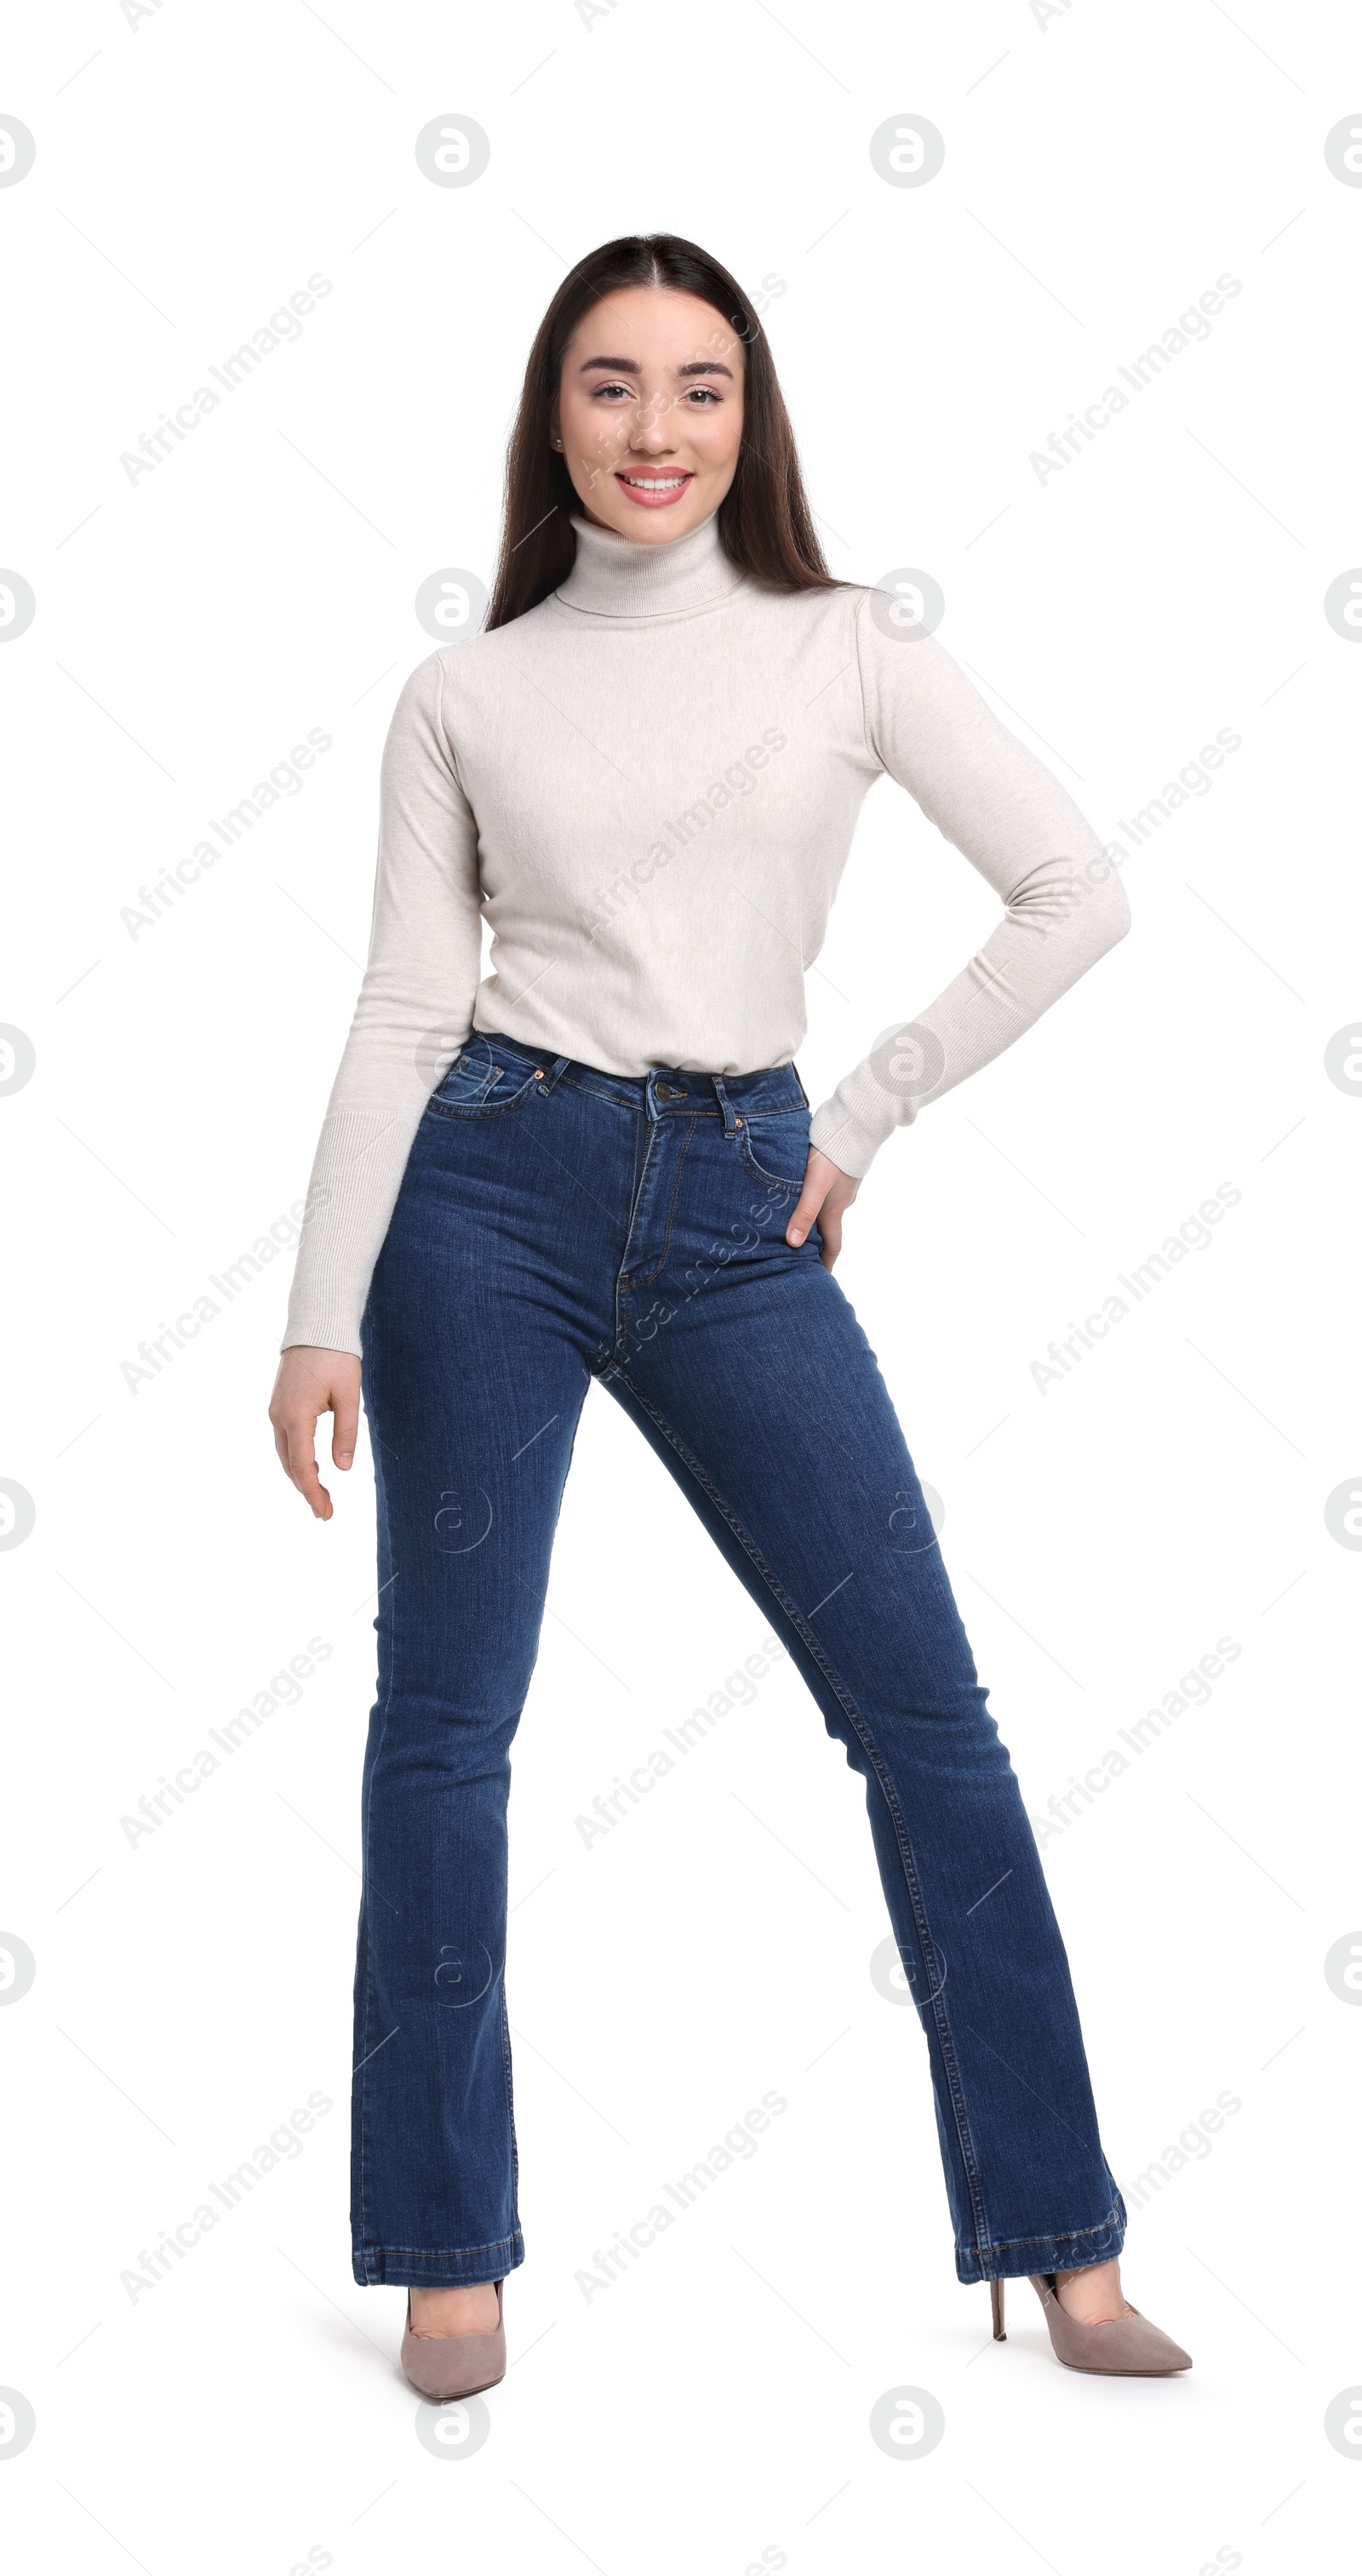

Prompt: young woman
[{"left": 271, "top": 233, "right": 1191, "bottom": 2395}]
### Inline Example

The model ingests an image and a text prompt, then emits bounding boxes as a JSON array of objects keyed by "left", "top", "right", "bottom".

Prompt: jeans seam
[
  {"left": 614, "top": 1364, "right": 992, "bottom": 2255},
  {"left": 629, "top": 1115, "right": 695, "bottom": 1287},
  {"left": 612, "top": 1118, "right": 656, "bottom": 1364},
  {"left": 959, "top": 2206, "right": 1126, "bottom": 2282},
  {"left": 500, "top": 1980, "right": 519, "bottom": 2202},
  {"left": 969, "top": 2210, "right": 1125, "bottom": 2253},
  {"left": 360, "top": 2234, "right": 522, "bottom": 2259},
  {"left": 357, "top": 1365, "right": 399, "bottom": 2271}
]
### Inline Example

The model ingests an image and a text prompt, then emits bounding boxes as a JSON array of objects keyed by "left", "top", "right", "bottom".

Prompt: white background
[{"left": 2, "top": 1, "right": 1359, "bottom": 2568}]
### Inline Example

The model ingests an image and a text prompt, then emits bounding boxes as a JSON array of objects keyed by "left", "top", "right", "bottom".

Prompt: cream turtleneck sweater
[{"left": 283, "top": 510, "right": 1128, "bottom": 1354}]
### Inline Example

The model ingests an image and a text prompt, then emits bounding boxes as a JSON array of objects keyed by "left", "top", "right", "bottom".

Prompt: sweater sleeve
[
  {"left": 281, "top": 652, "right": 484, "bottom": 1355},
  {"left": 806, "top": 591, "right": 1130, "bottom": 1180}
]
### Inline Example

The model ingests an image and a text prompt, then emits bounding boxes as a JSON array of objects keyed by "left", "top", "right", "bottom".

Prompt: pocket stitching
[
  {"left": 425, "top": 1068, "right": 539, "bottom": 1122},
  {"left": 432, "top": 1056, "right": 499, "bottom": 1104},
  {"left": 738, "top": 1117, "right": 810, "bottom": 1191}
]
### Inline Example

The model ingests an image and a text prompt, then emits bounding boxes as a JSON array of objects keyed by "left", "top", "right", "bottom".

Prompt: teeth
[{"left": 621, "top": 475, "right": 688, "bottom": 489}]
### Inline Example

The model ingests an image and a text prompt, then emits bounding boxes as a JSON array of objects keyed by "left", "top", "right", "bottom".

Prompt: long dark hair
[{"left": 486, "top": 233, "right": 838, "bottom": 629}]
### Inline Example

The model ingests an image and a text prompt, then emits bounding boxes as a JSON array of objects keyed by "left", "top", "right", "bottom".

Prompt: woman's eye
[{"left": 590, "top": 380, "right": 723, "bottom": 403}]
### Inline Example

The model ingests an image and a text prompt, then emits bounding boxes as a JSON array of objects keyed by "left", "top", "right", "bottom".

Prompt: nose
[{"left": 619, "top": 392, "right": 678, "bottom": 452}]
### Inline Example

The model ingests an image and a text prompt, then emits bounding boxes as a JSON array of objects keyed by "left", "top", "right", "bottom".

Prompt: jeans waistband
[{"left": 468, "top": 1029, "right": 810, "bottom": 1122}]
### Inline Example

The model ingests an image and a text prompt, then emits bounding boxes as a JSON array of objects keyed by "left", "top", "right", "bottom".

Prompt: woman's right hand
[{"left": 269, "top": 1346, "right": 363, "bottom": 1520}]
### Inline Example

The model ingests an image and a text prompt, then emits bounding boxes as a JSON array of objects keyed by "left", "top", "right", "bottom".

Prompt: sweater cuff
[
  {"left": 279, "top": 1311, "right": 363, "bottom": 1361},
  {"left": 808, "top": 1097, "right": 898, "bottom": 1183}
]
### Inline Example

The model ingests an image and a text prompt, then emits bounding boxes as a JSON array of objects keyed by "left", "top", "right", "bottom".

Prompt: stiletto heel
[
  {"left": 990, "top": 2279, "right": 1006, "bottom": 2340},
  {"left": 1027, "top": 2272, "right": 1191, "bottom": 2375}
]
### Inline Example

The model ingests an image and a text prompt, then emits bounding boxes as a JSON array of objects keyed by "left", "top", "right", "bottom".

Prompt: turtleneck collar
[{"left": 553, "top": 507, "right": 746, "bottom": 620}]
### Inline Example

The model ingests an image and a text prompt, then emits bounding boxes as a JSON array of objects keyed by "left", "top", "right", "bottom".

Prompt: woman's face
[{"left": 553, "top": 285, "right": 746, "bottom": 545}]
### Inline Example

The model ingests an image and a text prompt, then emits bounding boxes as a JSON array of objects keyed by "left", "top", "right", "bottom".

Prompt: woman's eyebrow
[{"left": 577, "top": 354, "right": 735, "bottom": 380}]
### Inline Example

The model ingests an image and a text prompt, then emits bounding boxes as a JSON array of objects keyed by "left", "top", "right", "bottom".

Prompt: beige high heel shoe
[
  {"left": 989, "top": 2275, "right": 1192, "bottom": 2374},
  {"left": 400, "top": 2281, "right": 506, "bottom": 2400}
]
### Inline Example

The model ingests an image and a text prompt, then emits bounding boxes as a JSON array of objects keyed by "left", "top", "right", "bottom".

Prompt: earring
[{"left": 553, "top": 437, "right": 563, "bottom": 448}]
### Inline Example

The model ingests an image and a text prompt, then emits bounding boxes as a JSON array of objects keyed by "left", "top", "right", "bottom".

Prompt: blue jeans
[{"left": 352, "top": 1031, "right": 1126, "bottom": 2289}]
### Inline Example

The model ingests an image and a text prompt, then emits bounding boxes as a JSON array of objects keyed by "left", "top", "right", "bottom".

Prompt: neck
[{"left": 555, "top": 508, "right": 745, "bottom": 620}]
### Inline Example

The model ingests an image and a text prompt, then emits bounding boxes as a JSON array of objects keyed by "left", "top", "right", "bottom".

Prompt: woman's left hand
[{"left": 787, "top": 1147, "right": 860, "bottom": 1270}]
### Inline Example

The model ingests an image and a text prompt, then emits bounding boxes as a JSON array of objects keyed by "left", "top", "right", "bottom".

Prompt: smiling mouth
[{"left": 615, "top": 471, "right": 694, "bottom": 506}]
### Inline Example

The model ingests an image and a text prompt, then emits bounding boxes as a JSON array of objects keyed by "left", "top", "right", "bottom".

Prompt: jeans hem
[
  {"left": 954, "top": 2201, "right": 1127, "bottom": 2284},
  {"left": 352, "top": 2230, "right": 524, "bottom": 2288}
]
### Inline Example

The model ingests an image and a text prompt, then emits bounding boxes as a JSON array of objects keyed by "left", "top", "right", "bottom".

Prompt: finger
[
  {"left": 284, "top": 1411, "right": 331, "bottom": 1519},
  {"left": 819, "top": 1206, "right": 843, "bottom": 1271},
  {"left": 332, "top": 1383, "right": 359, "bottom": 1471},
  {"left": 786, "top": 1182, "right": 824, "bottom": 1248}
]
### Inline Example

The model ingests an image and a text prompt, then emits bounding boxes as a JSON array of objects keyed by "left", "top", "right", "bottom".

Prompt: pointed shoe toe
[
  {"left": 400, "top": 2282, "right": 506, "bottom": 2401},
  {"left": 1027, "top": 2273, "right": 1191, "bottom": 2376}
]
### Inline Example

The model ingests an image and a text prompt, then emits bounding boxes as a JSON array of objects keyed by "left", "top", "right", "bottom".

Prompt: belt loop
[
  {"left": 711, "top": 1072, "right": 738, "bottom": 1135},
  {"left": 541, "top": 1054, "right": 570, "bottom": 1094}
]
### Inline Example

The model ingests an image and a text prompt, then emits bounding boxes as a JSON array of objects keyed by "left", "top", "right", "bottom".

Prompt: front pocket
[
  {"left": 426, "top": 1050, "right": 540, "bottom": 1120},
  {"left": 431, "top": 1049, "right": 498, "bottom": 1106},
  {"left": 736, "top": 1111, "right": 812, "bottom": 1193}
]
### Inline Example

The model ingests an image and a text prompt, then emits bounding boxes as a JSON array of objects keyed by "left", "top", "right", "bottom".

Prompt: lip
[{"left": 614, "top": 469, "right": 695, "bottom": 509}]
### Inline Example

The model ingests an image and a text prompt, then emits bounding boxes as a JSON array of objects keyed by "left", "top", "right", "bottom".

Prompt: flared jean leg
[
  {"left": 349, "top": 1133, "right": 594, "bottom": 2288},
  {"left": 607, "top": 1229, "right": 1125, "bottom": 2284}
]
